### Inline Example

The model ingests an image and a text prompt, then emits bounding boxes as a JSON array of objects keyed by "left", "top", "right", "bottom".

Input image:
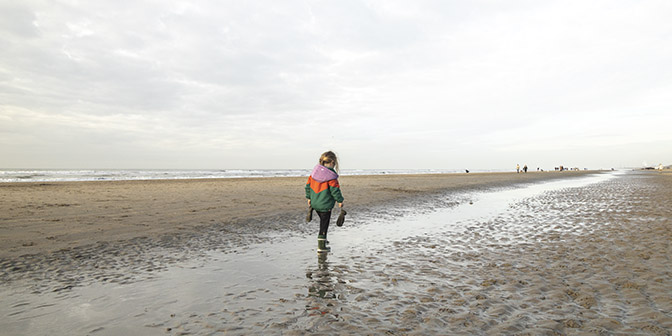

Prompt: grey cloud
[
  {"left": 1, "top": 0, "right": 671, "bottom": 169},
  {"left": 0, "top": 2, "right": 39, "bottom": 38},
  {"left": 309, "top": 0, "right": 423, "bottom": 51},
  {"left": 0, "top": 4, "right": 184, "bottom": 114}
]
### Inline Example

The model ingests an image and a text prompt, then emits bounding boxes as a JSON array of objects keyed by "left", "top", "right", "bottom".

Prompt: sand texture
[
  {"left": 0, "top": 171, "right": 592, "bottom": 258},
  {"left": 291, "top": 171, "right": 671, "bottom": 335},
  {"left": 1, "top": 170, "right": 671, "bottom": 335}
]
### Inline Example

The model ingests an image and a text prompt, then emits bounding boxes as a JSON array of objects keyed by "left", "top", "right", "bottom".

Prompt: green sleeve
[{"left": 330, "top": 185, "right": 344, "bottom": 203}]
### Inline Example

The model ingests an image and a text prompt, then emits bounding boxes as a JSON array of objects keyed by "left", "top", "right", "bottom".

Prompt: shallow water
[{"left": 3, "top": 171, "right": 671, "bottom": 335}]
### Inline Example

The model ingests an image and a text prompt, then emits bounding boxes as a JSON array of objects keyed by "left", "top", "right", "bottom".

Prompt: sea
[{"left": 0, "top": 168, "right": 503, "bottom": 183}]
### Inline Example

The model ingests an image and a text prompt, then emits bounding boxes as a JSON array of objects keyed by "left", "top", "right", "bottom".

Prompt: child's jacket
[{"left": 305, "top": 164, "right": 344, "bottom": 212}]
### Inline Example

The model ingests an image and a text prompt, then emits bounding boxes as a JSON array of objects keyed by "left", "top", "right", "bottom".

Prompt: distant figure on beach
[
  {"left": 523, "top": 165, "right": 528, "bottom": 173},
  {"left": 516, "top": 164, "right": 520, "bottom": 173},
  {"left": 305, "top": 151, "right": 344, "bottom": 253}
]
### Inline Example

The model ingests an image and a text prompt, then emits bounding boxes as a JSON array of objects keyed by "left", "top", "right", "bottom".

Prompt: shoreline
[
  {"left": 0, "top": 168, "right": 519, "bottom": 184},
  {"left": 1, "top": 170, "right": 600, "bottom": 259}
]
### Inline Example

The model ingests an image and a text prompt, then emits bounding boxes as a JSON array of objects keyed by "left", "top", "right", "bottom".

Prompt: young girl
[{"left": 305, "top": 151, "right": 344, "bottom": 252}]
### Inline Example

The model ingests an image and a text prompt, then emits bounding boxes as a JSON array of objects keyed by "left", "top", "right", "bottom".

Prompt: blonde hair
[{"left": 319, "top": 151, "right": 339, "bottom": 172}]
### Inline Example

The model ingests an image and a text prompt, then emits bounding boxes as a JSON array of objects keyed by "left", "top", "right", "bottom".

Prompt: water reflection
[
  {"left": 304, "top": 251, "right": 351, "bottom": 325},
  {"left": 307, "top": 252, "right": 335, "bottom": 299}
]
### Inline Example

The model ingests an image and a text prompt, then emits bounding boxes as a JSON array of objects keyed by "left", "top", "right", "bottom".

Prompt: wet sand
[
  {"left": 298, "top": 171, "right": 670, "bottom": 335},
  {"left": 0, "top": 171, "right": 592, "bottom": 259},
  {"left": 2, "top": 170, "right": 671, "bottom": 335}
]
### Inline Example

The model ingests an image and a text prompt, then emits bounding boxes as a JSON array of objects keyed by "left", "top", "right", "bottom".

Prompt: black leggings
[{"left": 316, "top": 211, "right": 331, "bottom": 237}]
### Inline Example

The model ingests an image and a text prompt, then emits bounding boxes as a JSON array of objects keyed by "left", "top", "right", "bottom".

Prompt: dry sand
[{"left": 0, "top": 171, "right": 592, "bottom": 259}]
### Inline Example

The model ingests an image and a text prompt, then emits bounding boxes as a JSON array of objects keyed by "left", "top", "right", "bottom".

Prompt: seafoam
[{"left": 0, "top": 168, "right": 504, "bottom": 183}]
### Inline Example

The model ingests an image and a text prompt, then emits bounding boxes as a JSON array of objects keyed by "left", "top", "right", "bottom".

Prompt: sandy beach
[
  {"left": 1, "top": 170, "right": 671, "bottom": 335},
  {"left": 0, "top": 171, "right": 593, "bottom": 259}
]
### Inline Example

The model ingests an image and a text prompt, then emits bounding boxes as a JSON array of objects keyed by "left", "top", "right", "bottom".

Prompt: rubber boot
[
  {"left": 336, "top": 209, "right": 347, "bottom": 227},
  {"left": 317, "top": 235, "right": 330, "bottom": 253},
  {"left": 306, "top": 206, "right": 313, "bottom": 222}
]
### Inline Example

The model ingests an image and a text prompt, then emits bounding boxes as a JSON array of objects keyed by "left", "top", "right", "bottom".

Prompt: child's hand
[
  {"left": 338, "top": 202, "right": 343, "bottom": 208},
  {"left": 307, "top": 200, "right": 311, "bottom": 206}
]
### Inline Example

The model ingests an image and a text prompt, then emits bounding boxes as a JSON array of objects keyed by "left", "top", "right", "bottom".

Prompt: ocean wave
[{"left": 0, "top": 168, "right": 502, "bottom": 183}]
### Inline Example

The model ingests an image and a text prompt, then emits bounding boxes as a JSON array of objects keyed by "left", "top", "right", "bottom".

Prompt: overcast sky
[{"left": 1, "top": 1, "right": 670, "bottom": 170}]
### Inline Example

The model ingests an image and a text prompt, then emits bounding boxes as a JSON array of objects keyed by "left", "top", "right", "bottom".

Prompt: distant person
[
  {"left": 523, "top": 165, "right": 528, "bottom": 173},
  {"left": 516, "top": 164, "right": 520, "bottom": 173},
  {"left": 305, "top": 151, "right": 344, "bottom": 253}
]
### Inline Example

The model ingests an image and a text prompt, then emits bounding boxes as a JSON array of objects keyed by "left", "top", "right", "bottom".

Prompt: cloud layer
[{"left": 2, "top": 0, "right": 671, "bottom": 169}]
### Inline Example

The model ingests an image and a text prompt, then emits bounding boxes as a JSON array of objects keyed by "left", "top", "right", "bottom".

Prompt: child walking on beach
[{"left": 305, "top": 151, "right": 344, "bottom": 253}]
